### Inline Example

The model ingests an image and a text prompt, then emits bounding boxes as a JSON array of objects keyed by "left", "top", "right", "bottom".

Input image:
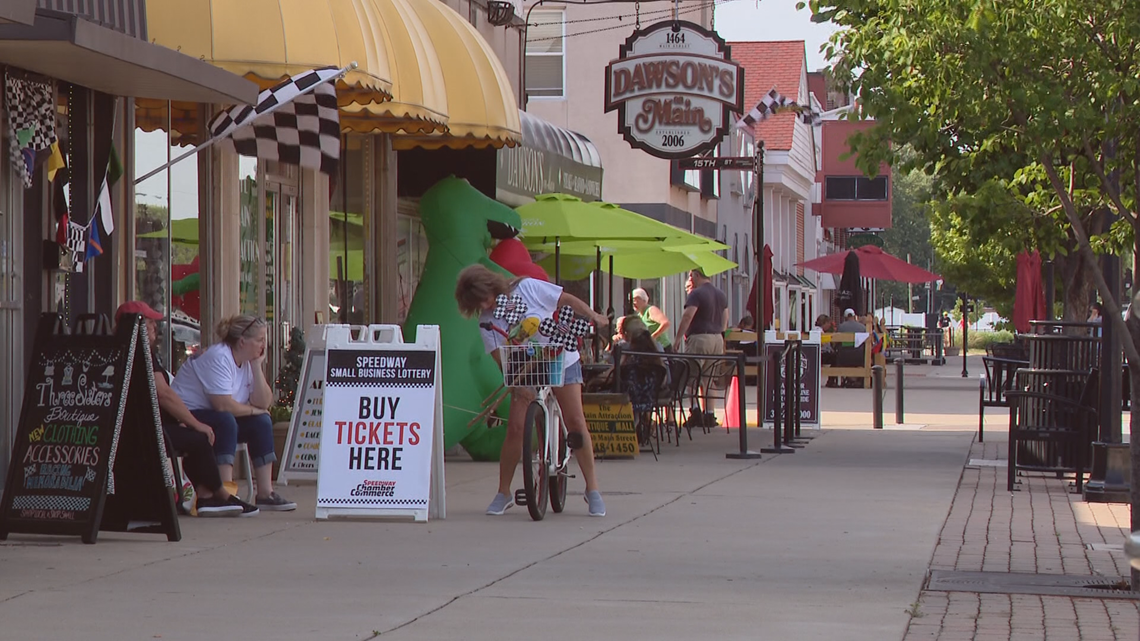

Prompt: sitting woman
[
  {"left": 171, "top": 315, "right": 296, "bottom": 511},
  {"left": 621, "top": 329, "right": 667, "bottom": 447}
]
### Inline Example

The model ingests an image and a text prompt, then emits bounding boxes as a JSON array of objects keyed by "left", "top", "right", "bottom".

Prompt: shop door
[
  {"left": 0, "top": 154, "right": 22, "bottom": 488},
  {"left": 265, "top": 177, "right": 301, "bottom": 384}
]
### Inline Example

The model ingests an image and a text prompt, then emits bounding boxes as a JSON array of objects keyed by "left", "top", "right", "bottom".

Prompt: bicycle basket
[{"left": 499, "top": 344, "right": 566, "bottom": 388}]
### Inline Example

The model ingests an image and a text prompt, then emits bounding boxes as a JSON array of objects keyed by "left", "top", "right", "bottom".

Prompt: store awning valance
[
  {"left": 0, "top": 9, "right": 257, "bottom": 105},
  {"left": 139, "top": 0, "right": 520, "bottom": 150},
  {"left": 496, "top": 111, "right": 603, "bottom": 205},
  {"left": 387, "top": 0, "right": 520, "bottom": 150}
]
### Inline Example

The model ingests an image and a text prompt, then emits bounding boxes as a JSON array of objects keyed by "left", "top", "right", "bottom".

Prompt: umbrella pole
[
  {"left": 607, "top": 255, "right": 615, "bottom": 322},
  {"left": 594, "top": 247, "right": 601, "bottom": 362},
  {"left": 555, "top": 237, "right": 561, "bottom": 285}
]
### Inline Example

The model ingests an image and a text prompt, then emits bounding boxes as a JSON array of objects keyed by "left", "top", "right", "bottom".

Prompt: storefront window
[
  {"left": 134, "top": 115, "right": 200, "bottom": 372},
  {"left": 397, "top": 214, "right": 428, "bottom": 324},
  {"left": 329, "top": 136, "right": 371, "bottom": 324},
  {"left": 238, "top": 157, "right": 260, "bottom": 319}
]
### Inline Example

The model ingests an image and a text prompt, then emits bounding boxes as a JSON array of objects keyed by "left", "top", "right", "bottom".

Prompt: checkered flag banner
[
  {"left": 65, "top": 220, "right": 86, "bottom": 262},
  {"left": 207, "top": 66, "right": 343, "bottom": 176},
  {"left": 493, "top": 294, "right": 529, "bottom": 325},
  {"left": 539, "top": 306, "right": 591, "bottom": 352},
  {"left": 6, "top": 74, "right": 57, "bottom": 188},
  {"left": 737, "top": 87, "right": 822, "bottom": 129}
]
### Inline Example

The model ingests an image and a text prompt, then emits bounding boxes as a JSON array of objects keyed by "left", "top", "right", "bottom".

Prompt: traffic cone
[{"left": 724, "top": 376, "right": 740, "bottom": 428}]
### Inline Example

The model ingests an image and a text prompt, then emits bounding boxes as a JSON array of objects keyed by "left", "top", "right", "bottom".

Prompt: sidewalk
[
  {"left": 903, "top": 436, "right": 1139, "bottom": 641},
  {"left": 0, "top": 356, "right": 1136, "bottom": 639}
]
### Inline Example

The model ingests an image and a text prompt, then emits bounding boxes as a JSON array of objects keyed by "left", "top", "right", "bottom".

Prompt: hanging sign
[
  {"left": 604, "top": 20, "right": 744, "bottom": 159},
  {"left": 316, "top": 325, "right": 445, "bottom": 522}
]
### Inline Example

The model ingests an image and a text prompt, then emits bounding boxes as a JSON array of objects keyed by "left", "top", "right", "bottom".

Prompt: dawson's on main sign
[{"left": 604, "top": 20, "right": 744, "bottom": 159}]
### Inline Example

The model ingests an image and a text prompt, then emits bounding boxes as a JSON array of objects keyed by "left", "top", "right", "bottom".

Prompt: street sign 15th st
[{"left": 676, "top": 156, "right": 756, "bottom": 171}]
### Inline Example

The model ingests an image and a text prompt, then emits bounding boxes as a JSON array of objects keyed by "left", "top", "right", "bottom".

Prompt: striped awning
[{"left": 137, "top": 0, "right": 519, "bottom": 150}]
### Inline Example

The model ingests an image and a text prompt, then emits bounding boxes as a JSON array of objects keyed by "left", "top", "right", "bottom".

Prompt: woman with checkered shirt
[{"left": 455, "top": 265, "right": 609, "bottom": 518}]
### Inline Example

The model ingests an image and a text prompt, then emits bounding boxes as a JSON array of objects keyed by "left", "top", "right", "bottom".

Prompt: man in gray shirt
[
  {"left": 837, "top": 308, "right": 867, "bottom": 333},
  {"left": 674, "top": 269, "right": 728, "bottom": 427}
]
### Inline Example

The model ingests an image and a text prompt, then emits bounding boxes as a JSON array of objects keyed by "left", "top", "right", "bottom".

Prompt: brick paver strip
[{"left": 903, "top": 438, "right": 1140, "bottom": 640}]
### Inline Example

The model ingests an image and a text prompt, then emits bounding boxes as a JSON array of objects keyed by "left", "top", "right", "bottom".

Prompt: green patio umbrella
[
  {"left": 517, "top": 193, "right": 670, "bottom": 243},
  {"left": 537, "top": 245, "right": 736, "bottom": 280}
]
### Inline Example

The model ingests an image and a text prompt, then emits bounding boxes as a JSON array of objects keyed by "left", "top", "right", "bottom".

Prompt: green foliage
[
  {"left": 273, "top": 326, "right": 306, "bottom": 418},
  {"left": 811, "top": 0, "right": 1140, "bottom": 325},
  {"left": 949, "top": 330, "right": 1015, "bottom": 351}
]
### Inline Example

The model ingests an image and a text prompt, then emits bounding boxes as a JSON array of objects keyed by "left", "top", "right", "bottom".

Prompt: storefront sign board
[
  {"left": 582, "top": 393, "right": 638, "bottom": 459},
  {"left": 316, "top": 325, "right": 445, "bottom": 522}
]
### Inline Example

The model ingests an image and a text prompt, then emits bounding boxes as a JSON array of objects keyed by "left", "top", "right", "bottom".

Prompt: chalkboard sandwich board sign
[{"left": 0, "top": 313, "right": 180, "bottom": 544}]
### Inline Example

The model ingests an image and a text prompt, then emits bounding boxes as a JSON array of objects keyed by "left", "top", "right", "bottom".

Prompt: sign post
[{"left": 315, "top": 325, "right": 445, "bottom": 522}]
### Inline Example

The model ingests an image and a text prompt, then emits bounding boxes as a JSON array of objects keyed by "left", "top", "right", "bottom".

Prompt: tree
[{"left": 805, "top": 0, "right": 1140, "bottom": 577}]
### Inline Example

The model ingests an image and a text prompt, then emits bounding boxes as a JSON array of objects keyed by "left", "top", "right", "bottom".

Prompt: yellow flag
[{"left": 46, "top": 142, "right": 64, "bottom": 182}]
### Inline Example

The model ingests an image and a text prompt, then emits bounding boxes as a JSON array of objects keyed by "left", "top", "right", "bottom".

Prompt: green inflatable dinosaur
[{"left": 403, "top": 177, "right": 520, "bottom": 461}]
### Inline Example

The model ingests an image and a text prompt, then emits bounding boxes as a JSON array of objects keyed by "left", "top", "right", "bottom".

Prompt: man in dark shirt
[
  {"left": 674, "top": 269, "right": 728, "bottom": 426},
  {"left": 675, "top": 269, "right": 729, "bottom": 353},
  {"left": 116, "top": 301, "right": 257, "bottom": 517}
]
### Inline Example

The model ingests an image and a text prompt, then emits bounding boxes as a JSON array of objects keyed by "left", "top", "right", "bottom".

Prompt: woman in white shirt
[
  {"left": 455, "top": 264, "right": 609, "bottom": 517},
  {"left": 172, "top": 315, "right": 295, "bottom": 511}
]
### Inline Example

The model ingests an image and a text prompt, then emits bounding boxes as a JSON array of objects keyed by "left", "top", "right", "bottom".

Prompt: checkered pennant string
[
  {"left": 65, "top": 220, "right": 86, "bottom": 255},
  {"left": 207, "top": 66, "right": 342, "bottom": 176},
  {"left": 736, "top": 87, "right": 822, "bottom": 129},
  {"left": 5, "top": 74, "right": 57, "bottom": 188},
  {"left": 539, "top": 306, "right": 591, "bottom": 352},
  {"left": 493, "top": 294, "right": 528, "bottom": 325}
]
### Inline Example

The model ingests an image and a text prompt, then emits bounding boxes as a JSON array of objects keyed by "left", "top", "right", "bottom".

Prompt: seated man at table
[{"left": 835, "top": 309, "right": 870, "bottom": 388}]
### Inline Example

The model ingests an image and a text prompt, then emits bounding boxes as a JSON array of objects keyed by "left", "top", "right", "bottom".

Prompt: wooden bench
[{"left": 820, "top": 332, "right": 874, "bottom": 387}]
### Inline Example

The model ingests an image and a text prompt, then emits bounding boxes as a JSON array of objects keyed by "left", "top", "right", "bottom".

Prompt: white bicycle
[{"left": 487, "top": 335, "right": 573, "bottom": 521}]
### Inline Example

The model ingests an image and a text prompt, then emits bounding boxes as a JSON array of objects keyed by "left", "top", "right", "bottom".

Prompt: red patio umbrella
[
  {"left": 1013, "top": 250, "right": 1046, "bottom": 333},
  {"left": 797, "top": 246, "right": 940, "bottom": 284},
  {"left": 746, "top": 244, "right": 774, "bottom": 330}
]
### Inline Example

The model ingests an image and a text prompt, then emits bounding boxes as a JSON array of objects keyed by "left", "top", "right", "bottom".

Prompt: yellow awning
[
  {"left": 388, "top": 1, "right": 521, "bottom": 150},
  {"left": 138, "top": 0, "right": 449, "bottom": 140},
  {"left": 137, "top": 0, "right": 520, "bottom": 150}
]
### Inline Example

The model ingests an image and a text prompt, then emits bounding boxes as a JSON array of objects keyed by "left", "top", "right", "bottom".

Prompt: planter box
[{"left": 945, "top": 346, "right": 961, "bottom": 357}]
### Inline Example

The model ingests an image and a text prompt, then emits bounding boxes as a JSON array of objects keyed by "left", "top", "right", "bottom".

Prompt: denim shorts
[{"left": 562, "top": 360, "right": 583, "bottom": 386}]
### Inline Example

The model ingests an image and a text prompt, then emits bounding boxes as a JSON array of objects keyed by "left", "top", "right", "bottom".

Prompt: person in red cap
[{"left": 115, "top": 301, "right": 257, "bottom": 516}]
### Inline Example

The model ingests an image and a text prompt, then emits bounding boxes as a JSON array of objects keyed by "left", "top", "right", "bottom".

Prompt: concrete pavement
[{"left": 1, "top": 355, "right": 1135, "bottom": 640}]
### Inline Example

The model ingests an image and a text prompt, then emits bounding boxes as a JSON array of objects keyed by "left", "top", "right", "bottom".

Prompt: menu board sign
[{"left": 0, "top": 313, "right": 180, "bottom": 544}]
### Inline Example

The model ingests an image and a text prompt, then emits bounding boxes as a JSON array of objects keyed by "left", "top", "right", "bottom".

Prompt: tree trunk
[{"left": 1056, "top": 243, "right": 1096, "bottom": 322}]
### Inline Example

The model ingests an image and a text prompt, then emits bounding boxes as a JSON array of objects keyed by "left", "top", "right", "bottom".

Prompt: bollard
[
  {"left": 895, "top": 358, "right": 905, "bottom": 424},
  {"left": 726, "top": 350, "right": 763, "bottom": 459},
  {"left": 872, "top": 364, "right": 885, "bottom": 429},
  {"left": 761, "top": 344, "right": 796, "bottom": 454}
]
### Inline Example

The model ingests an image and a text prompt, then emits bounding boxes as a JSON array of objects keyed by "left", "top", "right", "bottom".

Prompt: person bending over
[
  {"left": 455, "top": 264, "right": 609, "bottom": 517},
  {"left": 171, "top": 314, "right": 296, "bottom": 512}
]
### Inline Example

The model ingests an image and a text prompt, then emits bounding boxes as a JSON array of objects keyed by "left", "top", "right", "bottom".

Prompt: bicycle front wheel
[
  {"left": 521, "top": 400, "right": 549, "bottom": 521},
  {"left": 548, "top": 416, "right": 569, "bottom": 513}
]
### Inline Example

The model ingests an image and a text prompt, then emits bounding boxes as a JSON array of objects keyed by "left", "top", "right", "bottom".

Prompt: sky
[{"left": 714, "top": 0, "right": 841, "bottom": 71}]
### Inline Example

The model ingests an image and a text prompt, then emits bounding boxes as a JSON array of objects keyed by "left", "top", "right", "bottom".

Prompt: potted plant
[{"left": 271, "top": 326, "right": 306, "bottom": 477}]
